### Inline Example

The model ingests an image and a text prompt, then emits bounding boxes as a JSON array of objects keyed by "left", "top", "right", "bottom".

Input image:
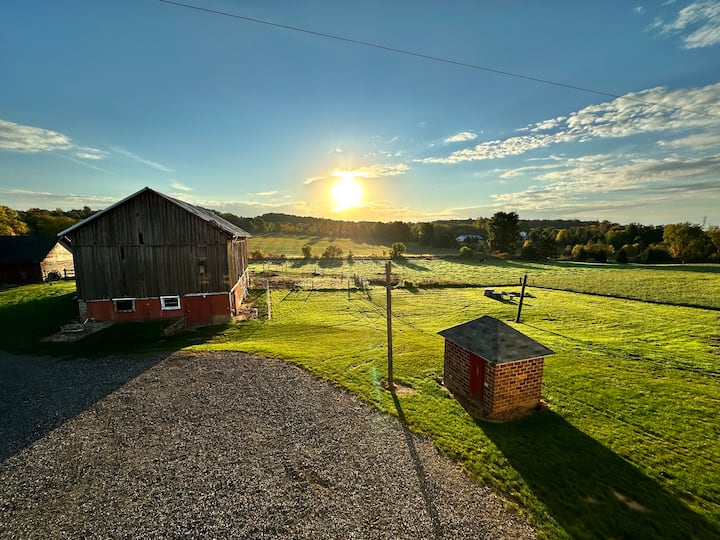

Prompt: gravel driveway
[{"left": 0, "top": 351, "right": 535, "bottom": 539}]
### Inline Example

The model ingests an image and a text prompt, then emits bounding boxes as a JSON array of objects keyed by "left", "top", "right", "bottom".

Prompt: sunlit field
[
  {"left": 251, "top": 257, "right": 720, "bottom": 309},
  {"left": 2, "top": 264, "right": 719, "bottom": 538}
]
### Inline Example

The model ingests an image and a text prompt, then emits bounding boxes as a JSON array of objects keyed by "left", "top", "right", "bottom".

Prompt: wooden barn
[
  {"left": 439, "top": 315, "right": 554, "bottom": 421},
  {"left": 0, "top": 236, "right": 74, "bottom": 285},
  {"left": 58, "top": 187, "right": 250, "bottom": 326}
]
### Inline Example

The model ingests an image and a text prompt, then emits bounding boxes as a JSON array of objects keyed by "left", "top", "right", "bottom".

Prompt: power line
[{"left": 157, "top": 0, "right": 717, "bottom": 119}]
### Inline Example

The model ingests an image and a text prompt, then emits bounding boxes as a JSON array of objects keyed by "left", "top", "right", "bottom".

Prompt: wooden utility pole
[
  {"left": 515, "top": 273, "right": 527, "bottom": 323},
  {"left": 385, "top": 261, "right": 394, "bottom": 389},
  {"left": 266, "top": 279, "right": 272, "bottom": 320}
]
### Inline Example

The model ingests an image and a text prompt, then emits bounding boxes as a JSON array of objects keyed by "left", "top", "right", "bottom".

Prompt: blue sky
[{"left": 1, "top": 0, "right": 719, "bottom": 225}]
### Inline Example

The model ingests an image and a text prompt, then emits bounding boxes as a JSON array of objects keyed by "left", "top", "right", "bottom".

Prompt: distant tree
[
  {"left": 390, "top": 242, "right": 407, "bottom": 259},
  {"left": 489, "top": 211, "right": 521, "bottom": 253},
  {"left": 638, "top": 244, "right": 673, "bottom": 263},
  {"left": 301, "top": 245, "right": 313, "bottom": 259},
  {"left": 322, "top": 244, "right": 343, "bottom": 259},
  {"left": 663, "top": 222, "right": 705, "bottom": 261},
  {"left": 706, "top": 226, "right": 720, "bottom": 260},
  {"left": 346, "top": 250, "right": 354, "bottom": 262},
  {"left": 250, "top": 249, "right": 265, "bottom": 261},
  {"left": 616, "top": 248, "right": 629, "bottom": 264},
  {"left": 0, "top": 206, "right": 29, "bottom": 236}
]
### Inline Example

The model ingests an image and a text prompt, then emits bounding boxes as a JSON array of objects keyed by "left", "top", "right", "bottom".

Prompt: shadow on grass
[
  {"left": 481, "top": 410, "right": 718, "bottom": 539},
  {"left": 391, "top": 391, "right": 442, "bottom": 540},
  {"left": 393, "top": 258, "right": 431, "bottom": 272}
]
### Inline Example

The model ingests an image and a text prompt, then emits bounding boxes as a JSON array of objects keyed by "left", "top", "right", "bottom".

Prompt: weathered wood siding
[
  {"left": 69, "top": 190, "right": 246, "bottom": 300},
  {"left": 40, "top": 243, "right": 74, "bottom": 279}
]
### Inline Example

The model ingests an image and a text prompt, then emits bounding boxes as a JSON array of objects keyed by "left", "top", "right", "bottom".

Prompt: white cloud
[
  {"left": 253, "top": 190, "right": 279, "bottom": 196},
  {"left": 444, "top": 131, "right": 477, "bottom": 143},
  {"left": 0, "top": 119, "right": 106, "bottom": 162},
  {"left": 329, "top": 147, "right": 344, "bottom": 154},
  {"left": 652, "top": 0, "right": 720, "bottom": 49},
  {"left": 2, "top": 188, "right": 118, "bottom": 209},
  {"left": 170, "top": 181, "right": 192, "bottom": 192},
  {"left": 303, "top": 176, "right": 326, "bottom": 185},
  {"left": 417, "top": 83, "right": 720, "bottom": 165},
  {"left": 487, "top": 153, "right": 720, "bottom": 216},
  {"left": 633, "top": 6, "right": 647, "bottom": 15}
]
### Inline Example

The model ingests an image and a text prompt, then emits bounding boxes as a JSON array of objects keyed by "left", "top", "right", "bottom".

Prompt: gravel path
[{"left": 0, "top": 351, "right": 535, "bottom": 539}]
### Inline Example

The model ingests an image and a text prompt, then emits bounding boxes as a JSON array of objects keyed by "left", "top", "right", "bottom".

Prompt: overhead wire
[{"left": 157, "top": 0, "right": 717, "bottom": 119}]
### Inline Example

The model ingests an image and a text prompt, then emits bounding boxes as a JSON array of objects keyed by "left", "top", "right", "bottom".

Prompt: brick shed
[{"left": 438, "top": 315, "right": 554, "bottom": 421}]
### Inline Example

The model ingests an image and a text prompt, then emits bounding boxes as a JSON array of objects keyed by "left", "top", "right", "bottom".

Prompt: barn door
[{"left": 468, "top": 353, "right": 485, "bottom": 398}]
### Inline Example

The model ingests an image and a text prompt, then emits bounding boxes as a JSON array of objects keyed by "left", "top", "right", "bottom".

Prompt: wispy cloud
[
  {"left": 0, "top": 119, "right": 106, "bottom": 161},
  {"left": 111, "top": 147, "right": 174, "bottom": 173},
  {"left": 170, "top": 181, "right": 192, "bottom": 192},
  {"left": 649, "top": 0, "right": 720, "bottom": 49},
  {"left": 252, "top": 190, "right": 279, "bottom": 196},
  {"left": 329, "top": 147, "right": 344, "bottom": 154},
  {"left": 488, "top": 153, "right": 720, "bottom": 216},
  {"left": 303, "top": 176, "right": 326, "bottom": 185},
  {"left": 2, "top": 188, "right": 118, "bottom": 209},
  {"left": 417, "top": 83, "right": 720, "bottom": 165},
  {"left": 444, "top": 131, "right": 478, "bottom": 143},
  {"left": 633, "top": 6, "right": 647, "bottom": 15}
]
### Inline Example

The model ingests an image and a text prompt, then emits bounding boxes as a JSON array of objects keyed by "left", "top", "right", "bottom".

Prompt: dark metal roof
[
  {"left": 57, "top": 187, "right": 251, "bottom": 238},
  {"left": 438, "top": 315, "right": 554, "bottom": 364},
  {"left": 0, "top": 236, "right": 59, "bottom": 264}
]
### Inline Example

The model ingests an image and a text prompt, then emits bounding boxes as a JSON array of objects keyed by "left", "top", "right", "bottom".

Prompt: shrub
[
  {"left": 459, "top": 246, "right": 475, "bottom": 259},
  {"left": 250, "top": 249, "right": 265, "bottom": 261}
]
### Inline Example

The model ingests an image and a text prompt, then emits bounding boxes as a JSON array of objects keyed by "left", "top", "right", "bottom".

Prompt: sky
[{"left": 1, "top": 0, "right": 719, "bottom": 226}]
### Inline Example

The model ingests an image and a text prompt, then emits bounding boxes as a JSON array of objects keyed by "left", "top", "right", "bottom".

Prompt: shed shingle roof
[
  {"left": 438, "top": 315, "right": 554, "bottom": 364},
  {"left": 57, "top": 187, "right": 251, "bottom": 238}
]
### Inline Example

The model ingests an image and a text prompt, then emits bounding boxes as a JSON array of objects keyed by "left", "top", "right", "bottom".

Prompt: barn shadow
[
  {"left": 481, "top": 410, "right": 718, "bottom": 538},
  {"left": 0, "top": 352, "right": 170, "bottom": 461}
]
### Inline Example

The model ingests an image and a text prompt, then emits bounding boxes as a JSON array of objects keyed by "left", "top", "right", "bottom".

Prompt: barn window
[
  {"left": 198, "top": 261, "right": 207, "bottom": 275},
  {"left": 113, "top": 298, "right": 135, "bottom": 312},
  {"left": 138, "top": 232, "right": 144, "bottom": 244},
  {"left": 160, "top": 295, "right": 181, "bottom": 310},
  {"left": 120, "top": 247, "right": 125, "bottom": 261}
]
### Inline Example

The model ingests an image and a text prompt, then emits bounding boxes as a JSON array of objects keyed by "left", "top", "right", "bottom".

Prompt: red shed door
[{"left": 468, "top": 353, "right": 485, "bottom": 398}]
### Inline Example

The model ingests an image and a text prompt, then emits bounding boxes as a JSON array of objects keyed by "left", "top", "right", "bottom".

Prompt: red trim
[{"left": 85, "top": 293, "right": 231, "bottom": 325}]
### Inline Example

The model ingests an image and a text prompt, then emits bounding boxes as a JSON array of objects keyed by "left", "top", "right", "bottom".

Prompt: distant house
[
  {"left": 439, "top": 315, "right": 554, "bottom": 421},
  {"left": 58, "top": 187, "right": 250, "bottom": 326},
  {"left": 0, "top": 236, "right": 74, "bottom": 285}
]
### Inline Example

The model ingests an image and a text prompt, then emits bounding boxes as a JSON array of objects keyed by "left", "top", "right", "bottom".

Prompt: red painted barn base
[
  {"left": 439, "top": 316, "right": 554, "bottom": 422},
  {"left": 85, "top": 293, "right": 232, "bottom": 326}
]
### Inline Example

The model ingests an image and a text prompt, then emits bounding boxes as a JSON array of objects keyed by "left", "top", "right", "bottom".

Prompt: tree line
[{"left": 1, "top": 204, "right": 718, "bottom": 263}]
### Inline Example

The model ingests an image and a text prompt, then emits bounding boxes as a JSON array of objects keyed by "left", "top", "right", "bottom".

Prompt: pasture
[{"left": 1, "top": 260, "right": 719, "bottom": 538}]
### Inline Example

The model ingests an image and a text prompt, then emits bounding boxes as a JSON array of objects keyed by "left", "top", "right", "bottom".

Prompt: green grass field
[
  {"left": 1, "top": 264, "right": 719, "bottom": 538},
  {"left": 247, "top": 233, "right": 458, "bottom": 257},
  {"left": 251, "top": 257, "right": 720, "bottom": 310}
]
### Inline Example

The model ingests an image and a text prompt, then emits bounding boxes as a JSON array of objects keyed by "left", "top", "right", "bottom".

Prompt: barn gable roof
[
  {"left": 438, "top": 315, "right": 554, "bottom": 364},
  {"left": 0, "top": 236, "right": 60, "bottom": 264},
  {"left": 57, "top": 187, "right": 251, "bottom": 238}
]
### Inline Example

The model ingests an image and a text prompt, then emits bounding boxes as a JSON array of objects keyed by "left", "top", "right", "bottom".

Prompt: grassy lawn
[
  {"left": 2, "top": 275, "right": 719, "bottom": 538},
  {"left": 252, "top": 258, "right": 720, "bottom": 309},
  {"left": 247, "top": 233, "right": 458, "bottom": 257}
]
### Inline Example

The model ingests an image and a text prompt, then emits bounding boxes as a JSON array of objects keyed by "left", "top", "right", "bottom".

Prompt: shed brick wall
[
  {"left": 443, "top": 339, "right": 544, "bottom": 420},
  {"left": 488, "top": 357, "right": 544, "bottom": 420}
]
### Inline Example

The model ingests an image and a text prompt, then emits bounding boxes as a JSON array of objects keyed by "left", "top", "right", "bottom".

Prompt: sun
[{"left": 331, "top": 174, "right": 363, "bottom": 211}]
